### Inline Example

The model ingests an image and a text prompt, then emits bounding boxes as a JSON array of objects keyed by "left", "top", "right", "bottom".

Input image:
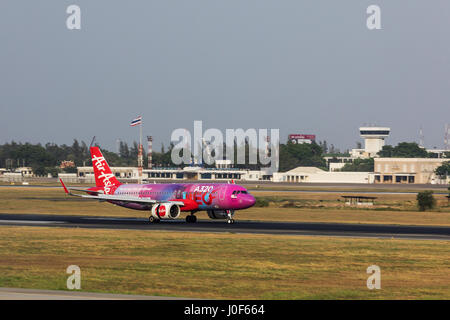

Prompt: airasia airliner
[{"left": 60, "top": 147, "right": 255, "bottom": 224}]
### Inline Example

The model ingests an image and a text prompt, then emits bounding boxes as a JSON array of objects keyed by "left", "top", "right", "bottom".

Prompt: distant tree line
[
  {"left": 0, "top": 139, "right": 330, "bottom": 175},
  {"left": 317, "top": 140, "right": 348, "bottom": 155},
  {"left": 377, "top": 142, "right": 447, "bottom": 158},
  {"left": 278, "top": 141, "right": 326, "bottom": 172},
  {"left": 1, "top": 140, "right": 447, "bottom": 176},
  {"left": 0, "top": 140, "right": 174, "bottom": 176},
  {"left": 340, "top": 158, "right": 374, "bottom": 172}
]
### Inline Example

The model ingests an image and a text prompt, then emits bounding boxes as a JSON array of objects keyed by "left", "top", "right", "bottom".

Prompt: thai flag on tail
[{"left": 130, "top": 116, "right": 142, "bottom": 127}]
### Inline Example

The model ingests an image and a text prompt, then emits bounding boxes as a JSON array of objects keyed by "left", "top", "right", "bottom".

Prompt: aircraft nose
[{"left": 245, "top": 194, "right": 256, "bottom": 208}]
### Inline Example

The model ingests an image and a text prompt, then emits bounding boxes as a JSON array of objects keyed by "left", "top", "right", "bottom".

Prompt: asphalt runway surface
[
  {"left": 0, "top": 213, "right": 449, "bottom": 240},
  {"left": 0, "top": 287, "right": 190, "bottom": 300}
]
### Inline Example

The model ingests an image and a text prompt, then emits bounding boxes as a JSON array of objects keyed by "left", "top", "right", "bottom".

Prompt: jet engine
[
  {"left": 207, "top": 210, "right": 228, "bottom": 219},
  {"left": 151, "top": 203, "right": 181, "bottom": 220}
]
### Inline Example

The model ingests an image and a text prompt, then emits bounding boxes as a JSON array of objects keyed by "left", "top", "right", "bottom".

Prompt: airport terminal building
[
  {"left": 373, "top": 158, "right": 448, "bottom": 184},
  {"left": 272, "top": 167, "right": 373, "bottom": 184},
  {"left": 71, "top": 165, "right": 273, "bottom": 184}
]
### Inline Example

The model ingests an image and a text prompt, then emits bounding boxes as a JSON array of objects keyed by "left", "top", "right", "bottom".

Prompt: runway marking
[
  {"left": 0, "top": 220, "right": 65, "bottom": 225},
  {"left": 82, "top": 217, "right": 147, "bottom": 222}
]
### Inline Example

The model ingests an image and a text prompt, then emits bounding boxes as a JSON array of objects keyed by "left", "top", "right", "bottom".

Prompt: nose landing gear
[{"left": 226, "top": 210, "right": 235, "bottom": 224}]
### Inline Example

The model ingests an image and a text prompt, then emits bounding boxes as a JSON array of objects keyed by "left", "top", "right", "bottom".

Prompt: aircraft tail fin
[{"left": 90, "top": 147, "right": 121, "bottom": 193}]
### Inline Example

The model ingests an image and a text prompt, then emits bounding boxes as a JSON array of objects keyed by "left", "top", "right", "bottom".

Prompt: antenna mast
[
  {"left": 419, "top": 127, "right": 424, "bottom": 147},
  {"left": 445, "top": 124, "right": 450, "bottom": 151}
]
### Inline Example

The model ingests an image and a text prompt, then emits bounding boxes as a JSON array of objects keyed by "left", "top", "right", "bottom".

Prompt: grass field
[
  {"left": 1, "top": 187, "right": 449, "bottom": 226},
  {"left": 0, "top": 226, "right": 449, "bottom": 299},
  {"left": 0, "top": 187, "right": 449, "bottom": 299}
]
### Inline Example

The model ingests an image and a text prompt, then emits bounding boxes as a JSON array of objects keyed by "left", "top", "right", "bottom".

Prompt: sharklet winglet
[{"left": 59, "top": 178, "right": 69, "bottom": 194}]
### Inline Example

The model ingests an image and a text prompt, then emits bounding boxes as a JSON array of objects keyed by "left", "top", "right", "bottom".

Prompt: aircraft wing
[
  {"left": 68, "top": 187, "right": 104, "bottom": 194},
  {"left": 76, "top": 193, "right": 185, "bottom": 206},
  {"left": 59, "top": 179, "right": 101, "bottom": 194}
]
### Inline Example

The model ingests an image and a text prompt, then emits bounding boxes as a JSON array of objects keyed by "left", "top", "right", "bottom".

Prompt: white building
[
  {"left": 215, "top": 160, "right": 233, "bottom": 169},
  {"left": 1, "top": 172, "right": 23, "bottom": 182},
  {"left": 273, "top": 166, "right": 373, "bottom": 184},
  {"left": 76, "top": 166, "right": 246, "bottom": 183},
  {"left": 328, "top": 162, "right": 346, "bottom": 172},
  {"left": 324, "top": 156, "right": 354, "bottom": 171},
  {"left": 241, "top": 169, "right": 273, "bottom": 181},
  {"left": 351, "top": 127, "right": 390, "bottom": 159},
  {"left": 15, "top": 167, "right": 34, "bottom": 177},
  {"left": 426, "top": 149, "right": 449, "bottom": 158},
  {"left": 0, "top": 167, "right": 34, "bottom": 182}
]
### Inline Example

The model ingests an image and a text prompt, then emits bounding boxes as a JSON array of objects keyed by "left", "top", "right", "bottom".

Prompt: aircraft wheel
[
  {"left": 186, "top": 215, "right": 197, "bottom": 223},
  {"left": 149, "top": 216, "right": 157, "bottom": 223},
  {"left": 227, "top": 219, "right": 235, "bottom": 224}
]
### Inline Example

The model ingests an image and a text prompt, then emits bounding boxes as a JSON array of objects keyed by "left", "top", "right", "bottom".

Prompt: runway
[
  {"left": 0, "top": 287, "right": 190, "bottom": 300},
  {"left": 0, "top": 213, "right": 449, "bottom": 240}
]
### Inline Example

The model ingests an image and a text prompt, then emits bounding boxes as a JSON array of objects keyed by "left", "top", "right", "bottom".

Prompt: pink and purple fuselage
[{"left": 105, "top": 183, "right": 255, "bottom": 212}]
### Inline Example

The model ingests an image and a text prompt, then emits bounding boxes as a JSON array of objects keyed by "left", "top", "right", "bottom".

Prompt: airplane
[{"left": 60, "top": 146, "right": 256, "bottom": 224}]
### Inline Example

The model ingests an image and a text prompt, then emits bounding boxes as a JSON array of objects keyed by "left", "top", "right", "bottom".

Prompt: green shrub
[
  {"left": 282, "top": 201, "right": 297, "bottom": 208},
  {"left": 416, "top": 191, "right": 436, "bottom": 211},
  {"left": 254, "top": 198, "right": 270, "bottom": 207}
]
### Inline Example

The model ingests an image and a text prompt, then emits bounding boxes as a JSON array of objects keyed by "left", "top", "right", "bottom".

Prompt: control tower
[{"left": 351, "top": 127, "right": 390, "bottom": 158}]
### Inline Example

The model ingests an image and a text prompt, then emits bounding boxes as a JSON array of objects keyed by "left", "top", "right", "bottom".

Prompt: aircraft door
[{"left": 219, "top": 185, "right": 226, "bottom": 201}]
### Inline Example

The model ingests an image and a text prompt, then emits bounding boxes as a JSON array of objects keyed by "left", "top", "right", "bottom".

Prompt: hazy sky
[{"left": 1, "top": 1, "right": 449, "bottom": 152}]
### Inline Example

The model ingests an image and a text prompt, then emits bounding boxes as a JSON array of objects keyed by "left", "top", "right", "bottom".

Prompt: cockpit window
[{"left": 241, "top": 191, "right": 247, "bottom": 194}]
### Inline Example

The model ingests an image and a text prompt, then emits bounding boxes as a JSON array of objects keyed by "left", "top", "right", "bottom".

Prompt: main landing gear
[
  {"left": 148, "top": 216, "right": 160, "bottom": 224},
  {"left": 186, "top": 213, "right": 197, "bottom": 223}
]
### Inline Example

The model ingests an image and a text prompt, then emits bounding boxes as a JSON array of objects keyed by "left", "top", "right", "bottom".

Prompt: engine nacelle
[
  {"left": 151, "top": 203, "right": 181, "bottom": 220},
  {"left": 207, "top": 210, "right": 228, "bottom": 220}
]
